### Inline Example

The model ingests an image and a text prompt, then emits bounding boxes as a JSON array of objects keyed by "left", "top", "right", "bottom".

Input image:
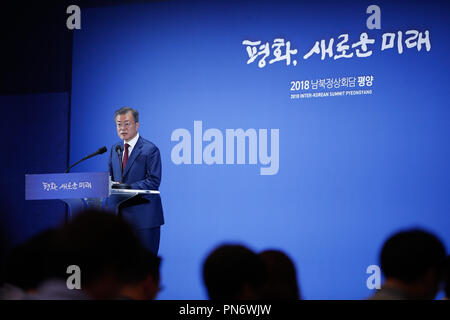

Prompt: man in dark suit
[{"left": 108, "top": 107, "right": 164, "bottom": 254}]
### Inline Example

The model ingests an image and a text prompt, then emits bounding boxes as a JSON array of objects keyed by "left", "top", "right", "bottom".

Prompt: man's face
[{"left": 115, "top": 111, "right": 139, "bottom": 142}]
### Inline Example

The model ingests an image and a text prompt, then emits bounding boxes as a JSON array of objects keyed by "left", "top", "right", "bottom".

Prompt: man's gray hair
[{"left": 114, "top": 107, "right": 139, "bottom": 123}]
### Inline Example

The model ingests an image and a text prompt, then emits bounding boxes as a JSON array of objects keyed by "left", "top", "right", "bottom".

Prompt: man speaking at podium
[{"left": 108, "top": 107, "right": 164, "bottom": 254}]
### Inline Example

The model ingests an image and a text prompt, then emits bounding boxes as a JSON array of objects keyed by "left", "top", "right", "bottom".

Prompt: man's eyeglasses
[{"left": 116, "top": 122, "right": 135, "bottom": 128}]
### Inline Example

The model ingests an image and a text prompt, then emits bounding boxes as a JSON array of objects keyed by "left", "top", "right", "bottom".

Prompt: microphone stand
[
  {"left": 65, "top": 147, "right": 107, "bottom": 173},
  {"left": 112, "top": 145, "right": 131, "bottom": 189}
]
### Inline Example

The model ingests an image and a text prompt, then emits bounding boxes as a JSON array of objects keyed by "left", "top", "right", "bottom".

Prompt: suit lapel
[{"left": 123, "top": 136, "right": 143, "bottom": 179}]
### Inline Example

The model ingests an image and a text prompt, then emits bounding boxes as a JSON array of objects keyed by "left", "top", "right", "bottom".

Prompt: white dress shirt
[{"left": 123, "top": 132, "right": 139, "bottom": 160}]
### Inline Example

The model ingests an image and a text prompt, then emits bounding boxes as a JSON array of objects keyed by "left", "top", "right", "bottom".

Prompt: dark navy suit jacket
[{"left": 108, "top": 136, "right": 164, "bottom": 229}]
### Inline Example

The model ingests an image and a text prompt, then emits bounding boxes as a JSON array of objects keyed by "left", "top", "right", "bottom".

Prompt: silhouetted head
[
  {"left": 259, "top": 249, "right": 300, "bottom": 299},
  {"left": 3, "top": 229, "right": 59, "bottom": 291},
  {"left": 49, "top": 209, "right": 142, "bottom": 299},
  {"left": 119, "top": 247, "right": 162, "bottom": 300},
  {"left": 444, "top": 255, "right": 450, "bottom": 299},
  {"left": 203, "top": 244, "right": 266, "bottom": 300},
  {"left": 380, "top": 228, "right": 446, "bottom": 299}
]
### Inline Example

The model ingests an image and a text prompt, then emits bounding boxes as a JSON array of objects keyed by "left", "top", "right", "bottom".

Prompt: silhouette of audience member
[
  {"left": 369, "top": 228, "right": 446, "bottom": 300},
  {"left": 443, "top": 255, "right": 450, "bottom": 300},
  {"left": 118, "top": 247, "right": 162, "bottom": 300},
  {"left": 29, "top": 209, "right": 143, "bottom": 300},
  {"left": 203, "top": 244, "right": 266, "bottom": 300},
  {"left": 0, "top": 229, "right": 59, "bottom": 300},
  {"left": 258, "top": 250, "right": 301, "bottom": 299}
]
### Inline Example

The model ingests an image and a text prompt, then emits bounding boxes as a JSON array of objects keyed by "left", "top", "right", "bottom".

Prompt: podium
[{"left": 25, "top": 172, "right": 160, "bottom": 220}]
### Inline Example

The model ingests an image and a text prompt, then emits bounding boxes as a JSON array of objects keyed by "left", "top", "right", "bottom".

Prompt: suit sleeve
[{"left": 129, "top": 146, "right": 162, "bottom": 190}]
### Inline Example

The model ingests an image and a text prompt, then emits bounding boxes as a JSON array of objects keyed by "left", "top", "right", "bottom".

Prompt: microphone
[
  {"left": 115, "top": 145, "right": 123, "bottom": 177},
  {"left": 65, "top": 146, "right": 107, "bottom": 173},
  {"left": 112, "top": 144, "right": 131, "bottom": 189}
]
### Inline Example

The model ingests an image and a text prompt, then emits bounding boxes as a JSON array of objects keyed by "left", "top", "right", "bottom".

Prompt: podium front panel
[{"left": 25, "top": 172, "right": 110, "bottom": 200}]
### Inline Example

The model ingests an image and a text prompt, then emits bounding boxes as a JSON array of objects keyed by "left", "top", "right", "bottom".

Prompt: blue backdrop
[
  {"left": 69, "top": 0, "right": 450, "bottom": 299},
  {"left": 1, "top": 93, "right": 68, "bottom": 258}
]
